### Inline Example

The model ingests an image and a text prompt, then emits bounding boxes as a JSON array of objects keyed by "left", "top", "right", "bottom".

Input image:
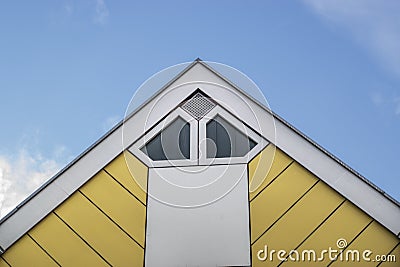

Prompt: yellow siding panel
[
  {"left": 2, "top": 235, "right": 57, "bottom": 267},
  {"left": 249, "top": 145, "right": 293, "bottom": 199},
  {"left": 379, "top": 243, "right": 399, "bottom": 267},
  {"left": 104, "top": 151, "right": 147, "bottom": 204},
  {"left": 80, "top": 170, "right": 146, "bottom": 246},
  {"left": 282, "top": 201, "right": 373, "bottom": 267},
  {"left": 55, "top": 192, "right": 144, "bottom": 267},
  {"left": 252, "top": 181, "right": 344, "bottom": 267},
  {"left": 0, "top": 257, "right": 10, "bottom": 267},
  {"left": 29, "top": 213, "right": 108, "bottom": 267},
  {"left": 250, "top": 162, "right": 318, "bottom": 243},
  {"left": 330, "top": 221, "right": 399, "bottom": 267}
]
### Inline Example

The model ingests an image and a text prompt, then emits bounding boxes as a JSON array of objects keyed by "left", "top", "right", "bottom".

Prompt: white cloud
[
  {"left": 0, "top": 146, "right": 69, "bottom": 219},
  {"left": 59, "top": 0, "right": 109, "bottom": 25},
  {"left": 64, "top": 1, "right": 74, "bottom": 16},
  {"left": 370, "top": 91, "right": 400, "bottom": 116},
  {"left": 303, "top": 0, "right": 400, "bottom": 77},
  {"left": 93, "top": 0, "right": 109, "bottom": 25},
  {"left": 394, "top": 97, "right": 400, "bottom": 115},
  {"left": 370, "top": 92, "right": 384, "bottom": 106}
]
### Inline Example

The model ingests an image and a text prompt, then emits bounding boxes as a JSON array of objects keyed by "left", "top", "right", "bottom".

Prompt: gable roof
[{"left": 0, "top": 59, "right": 399, "bottom": 253}]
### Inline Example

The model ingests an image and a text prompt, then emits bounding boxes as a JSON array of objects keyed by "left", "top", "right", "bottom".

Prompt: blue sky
[{"left": 0, "top": 0, "right": 399, "bottom": 217}]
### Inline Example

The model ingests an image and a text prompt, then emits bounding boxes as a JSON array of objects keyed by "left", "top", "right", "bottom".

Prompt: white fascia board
[
  {"left": 0, "top": 125, "right": 124, "bottom": 250},
  {"left": 0, "top": 92, "right": 176, "bottom": 250},
  {"left": 197, "top": 81, "right": 400, "bottom": 236},
  {"left": 0, "top": 66, "right": 210, "bottom": 251},
  {"left": 0, "top": 181, "right": 67, "bottom": 250},
  {"left": 271, "top": 115, "right": 400, "bottom": 235}
]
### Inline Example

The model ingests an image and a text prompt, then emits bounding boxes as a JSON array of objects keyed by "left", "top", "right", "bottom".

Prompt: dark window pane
[
  {"left": 141, "top": 117, "right": 190, "bottom": 161},
  {"left": 206, "top": 118, "right": 231, "bottom": 158},
  {"left": 206, "top": 115, "right": 257, "bottom": 158},
  {"left": 178, "top": 122, "right": 190, "bottom": 159}
]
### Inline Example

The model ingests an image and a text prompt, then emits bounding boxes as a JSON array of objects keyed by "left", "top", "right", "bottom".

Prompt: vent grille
[{"left": 181, "top": 93, "right": 216, "bottom": 120}]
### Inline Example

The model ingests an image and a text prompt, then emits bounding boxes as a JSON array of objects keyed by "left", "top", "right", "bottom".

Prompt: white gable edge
[
  {"left": 0, "top": 60, "right": 399, "bottom": 253},
  {"left": 199, "top": 61, "right": 400, "bottom": 228},
  {"left": 0, "top": 62, "right": 212, "bottom": 252},
  {"left": 199, "top": 62, "right": 396, "bottom": 203},
  {"left": 195, "top": 80, "right": 400, "bottom": 235}
]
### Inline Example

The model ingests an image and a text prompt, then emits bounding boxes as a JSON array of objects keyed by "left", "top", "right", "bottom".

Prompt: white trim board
[{"left": 0, "top": 60, "right": 399, "bottom": 254}]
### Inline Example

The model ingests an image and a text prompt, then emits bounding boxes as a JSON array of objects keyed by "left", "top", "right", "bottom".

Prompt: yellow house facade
[{"left": 0, "top": 60, "right": 398, "bottom": 266}]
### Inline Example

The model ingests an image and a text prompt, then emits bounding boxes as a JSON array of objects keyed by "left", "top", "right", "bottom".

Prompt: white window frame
[
  {"left": 129, "top": 108, "right": 198, "bottom": 168},
  {"left": 198, "top": 106, "right": 268, "bottom": 165},
  {"left": 130, "top": 104, "right": 268, "bottom": 168}
]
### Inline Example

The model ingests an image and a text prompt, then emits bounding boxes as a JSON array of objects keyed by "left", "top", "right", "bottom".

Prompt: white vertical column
[{"left": 145, "top": 164, "right": 251, "bottom": 267}]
